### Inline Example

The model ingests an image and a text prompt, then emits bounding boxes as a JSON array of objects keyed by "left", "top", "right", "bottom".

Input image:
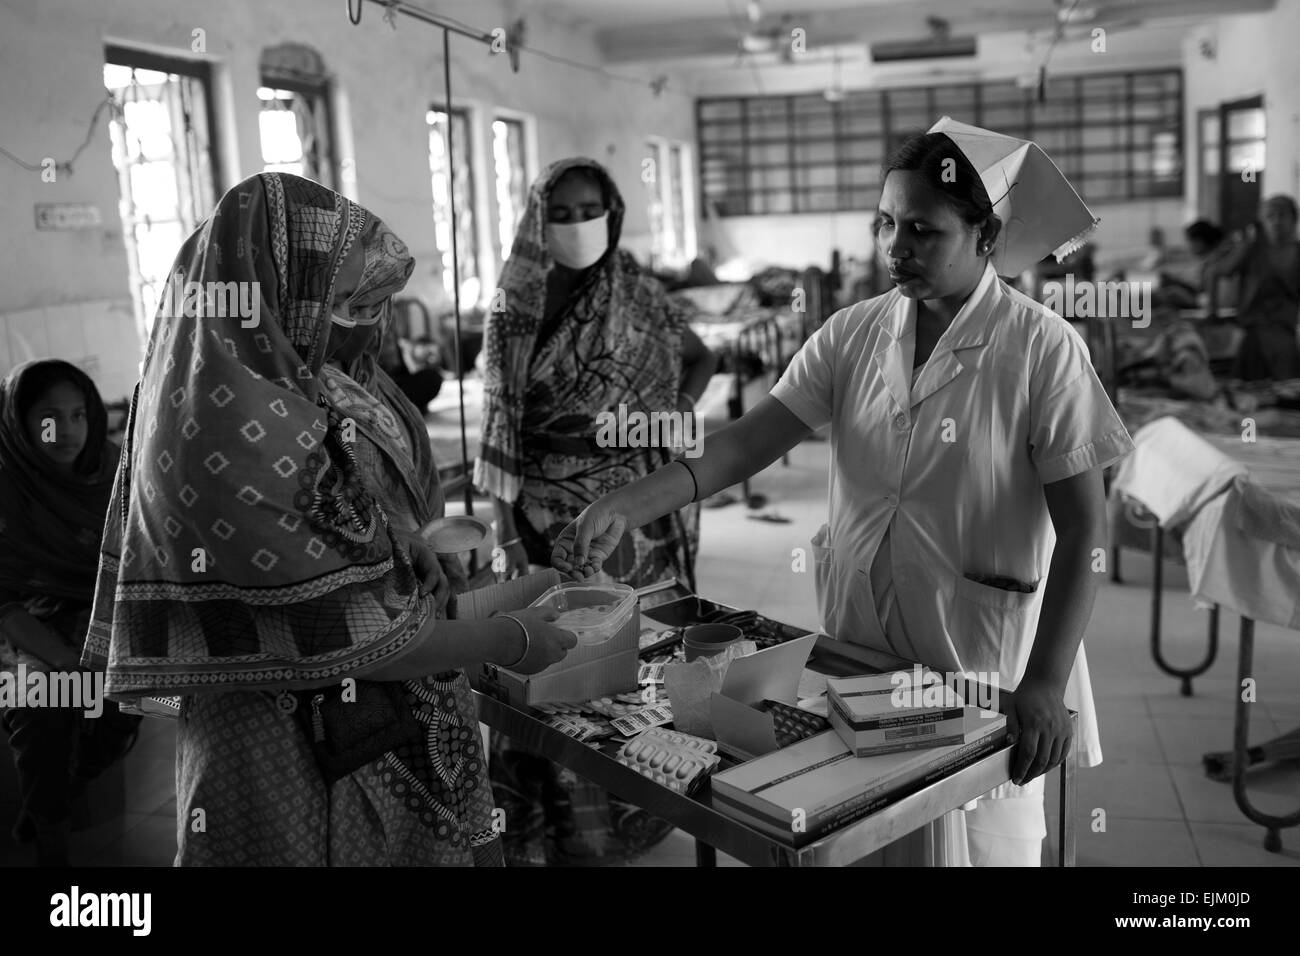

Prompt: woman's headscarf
[
  {"left": 475, "top": 157, "right": 682, "bottom": 502},
  {"left": 0, "top": 359, "right": 118, "bottom": 603},
  {"left": 83, "top": 172, "right": 427, "bottom": 698}
]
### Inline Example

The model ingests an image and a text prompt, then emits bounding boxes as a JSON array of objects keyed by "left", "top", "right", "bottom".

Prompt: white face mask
[
  {"left": 330, "top": 296, "right": 388, "bottom": 329},
  {"left": 547, "top": 213, "right": 609, "bottom": 270}
]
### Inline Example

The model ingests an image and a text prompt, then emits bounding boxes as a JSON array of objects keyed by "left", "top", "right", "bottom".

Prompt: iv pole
[
  {"left": 347, "top": 0, "right": 503, "bottom": 518},
  {"left": 441, "top": 26, "right": 472, "bottom": 518}
]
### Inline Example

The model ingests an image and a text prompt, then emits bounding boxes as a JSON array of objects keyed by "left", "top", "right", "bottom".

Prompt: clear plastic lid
[{"left": 529, "top": 582, "right": 638, "bottom": 646}]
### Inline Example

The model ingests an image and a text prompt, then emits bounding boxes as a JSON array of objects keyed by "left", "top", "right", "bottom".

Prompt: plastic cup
[{"left": 682, "top": 623, "right": 744, "bottom": 662}]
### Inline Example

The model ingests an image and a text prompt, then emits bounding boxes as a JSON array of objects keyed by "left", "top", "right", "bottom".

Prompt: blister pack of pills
[
  {"left": 638, "top": 661, "right": 667, "bottom": 685},
  {"left": 615, "top": 727, "right": 722, "bottom": 793},
  {"left": 583, "top": 696, "right": 652, "bottom": 719},
  {"left": 756, "top": 699, "right": 830, "bottom": 748},
  {"left": 533, "top": 702, "right": 590, "bottom": 716},
  {"left": 609, "top": 703, "right": 674, "bottom": 737},
  {"left": 539, "top": 712, "right": 615, "bottom": 742},
  {"left": 535, "top": 697, "right": 654, "bottom": 720},
  {"left": 636, "top": 726, "right": 718, "bottom": 755}
]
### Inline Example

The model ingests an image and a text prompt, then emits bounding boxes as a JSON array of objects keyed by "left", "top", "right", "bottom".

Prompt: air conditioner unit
[{"left": 870, "top": 36, "right": 977, "bottom": 63}]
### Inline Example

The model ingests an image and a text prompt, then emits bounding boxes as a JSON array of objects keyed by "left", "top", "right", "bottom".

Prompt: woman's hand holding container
[{"left": 492, "top": 606, "right": 579, "bottom": 675}]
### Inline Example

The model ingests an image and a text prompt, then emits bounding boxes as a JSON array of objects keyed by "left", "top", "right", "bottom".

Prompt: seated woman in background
[
  {"left": 1205, "top": 195, "right": 1300, "bottom": 380},
  {"left": 1150, "top": 219, "right": 1231, "bottom": 311},
  {"left": 839, "top": 217, "right": 891, "bottom": 307},
  {"left": 83, "top": 172, "right": 576, "bottom": 866},
  {"left": 378, "top": 297, "right": 444, "bottom": 412},
  {"left": 0, "top": 359, "right": 141, "bottom": 865},
  {"left": 475, "top": 157, "right": 717, "bottom": 865},
  {"left": 1185, "top": 219, "right": 1225, "bottom": 260}
]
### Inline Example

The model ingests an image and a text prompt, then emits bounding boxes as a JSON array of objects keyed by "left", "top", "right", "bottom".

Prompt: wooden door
[{"left": 1218, "top": 95, "right": 1266, "bottom": 234}]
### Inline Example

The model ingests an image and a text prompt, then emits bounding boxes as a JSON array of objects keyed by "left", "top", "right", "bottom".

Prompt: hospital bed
[
  {"left": 672, "top": 281, "right": 814, "bottom": 507},
  {"left": 1108, "top": 415, "right": 1300, "bottom": 852}
]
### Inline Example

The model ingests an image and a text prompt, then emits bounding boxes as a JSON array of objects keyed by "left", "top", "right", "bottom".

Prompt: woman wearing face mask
[
  {"left": 477, "top": 157, "right": 715, "bottom": 586},
  {"left": 83, "top": 172, "right": 577, "bottom": 866},
  {"left": 555, "top": 121, "right": 1134, "bottom": 866},
  {"left": 475, "top": 157, "right": 716, "bottom": 865},
  {"left": 0, "top": 360, "right": 142, "bottom": 865}
]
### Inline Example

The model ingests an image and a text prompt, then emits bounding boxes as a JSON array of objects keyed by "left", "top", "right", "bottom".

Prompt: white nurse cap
[{"left": 928, "top": 116, "right": 1100, "bottom": 276}]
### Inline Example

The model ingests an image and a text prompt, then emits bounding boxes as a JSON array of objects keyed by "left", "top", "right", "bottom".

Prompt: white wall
[
  {"left": 0, "top": 0, "right": 694, "bottom": 400},
  {"left": 705, "top": 211, "right": 873, "bottom": 273},
  {"left": 1181, "top": 0, "right": 1300, "bottom": 217}
]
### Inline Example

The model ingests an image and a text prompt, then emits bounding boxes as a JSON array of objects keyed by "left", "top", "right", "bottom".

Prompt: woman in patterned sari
[
  {"left": 83, "top": 172, "right": 575, "bottom": 866},
  {"left": 475, "top": 158, "right": 717, "bottom": 865}
]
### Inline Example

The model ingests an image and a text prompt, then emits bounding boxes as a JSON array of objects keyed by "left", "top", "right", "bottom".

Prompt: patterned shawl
[
  {"left": 474, "top": 157, "right": 686, "bottom": 502},
  {"left": 0, "top": 360, "right": 119, "bottom": 603},
  {"left": 83, "top": 172, "right": 432, "bottom": 698}
]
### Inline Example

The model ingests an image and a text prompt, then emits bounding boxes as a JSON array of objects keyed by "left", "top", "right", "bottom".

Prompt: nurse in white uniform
[{"left": 553, "top": 118, "right": 1135, "bottom": 866}]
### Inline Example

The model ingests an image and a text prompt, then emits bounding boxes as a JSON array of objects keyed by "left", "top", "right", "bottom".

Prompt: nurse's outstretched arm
[
  {"left": 553, "top": 396, "right": 812, "bottom": 578},
  {"left": 1009, "top": 467, "right": 1109, "bottom": 786}
]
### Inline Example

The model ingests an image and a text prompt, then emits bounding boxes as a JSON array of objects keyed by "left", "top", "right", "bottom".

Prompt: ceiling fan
[
  {"left": 971, "top": 0, "right": 1142, "bottom": 41},
  {"left": 1033, "top": 0, "right": 1142, "bottom": 97},
  {"left": 1042, "top": 0, "right": 1142, "bottom": 45},
  {"left": 733, "top": 0, "right": 798, "bottom": 64},
  {"left": 966, "top": 1, "right": 1143, "bottom": 99}
]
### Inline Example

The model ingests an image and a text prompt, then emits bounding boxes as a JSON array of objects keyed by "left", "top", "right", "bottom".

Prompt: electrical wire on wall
[{"left": 0, "top": 94, "right": 115, "bottom": 176}]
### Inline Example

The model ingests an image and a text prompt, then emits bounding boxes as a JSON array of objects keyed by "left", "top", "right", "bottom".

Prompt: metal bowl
[{"left": 419, "top": 515, "right": 491, "bottom": 554}]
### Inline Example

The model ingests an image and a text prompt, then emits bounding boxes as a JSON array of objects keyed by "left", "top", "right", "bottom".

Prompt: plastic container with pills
[{"left": 529, "top": 581, "right": 638, "bottom": 647}]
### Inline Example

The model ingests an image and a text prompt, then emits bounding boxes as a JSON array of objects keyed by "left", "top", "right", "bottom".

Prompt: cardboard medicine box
[
  {"left": 712, "top": 711, "right": 1007, "bottom": 846},
  {"left": 827, "top": 671, "right": 970, "bottom": 757},
  {"left": 459, "top": 569, "right": 640, "bottom": 706}
]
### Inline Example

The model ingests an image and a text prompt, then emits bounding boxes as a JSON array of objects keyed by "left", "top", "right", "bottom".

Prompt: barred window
[
  {"left": 428, "top": 108, "right": 478, "bottom": 304},
  {"left": 697, "top": 68, "right": 1183, "bottom": 216},
  {"left": 258, "top": 43, "right": 337, "bottom": 189},
  {"left": 104, "top": 47, "right": 219, "bottom": 343}
]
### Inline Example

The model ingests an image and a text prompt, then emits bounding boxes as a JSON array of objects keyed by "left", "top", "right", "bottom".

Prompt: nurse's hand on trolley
[
  {"left": 1007, "top": 676, "right": 1074, "bottom": 785},
  {"left": 1004, "top": 468, "right": 1109, "bottom": 784}
]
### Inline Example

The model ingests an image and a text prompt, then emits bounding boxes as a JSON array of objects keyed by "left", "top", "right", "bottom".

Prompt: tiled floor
[
  {"left": 3, "top": 400, "right": 1298, "bottom": 867},
  {"left": 0, "top": 719, "right": 179, "bottom": 866}
]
